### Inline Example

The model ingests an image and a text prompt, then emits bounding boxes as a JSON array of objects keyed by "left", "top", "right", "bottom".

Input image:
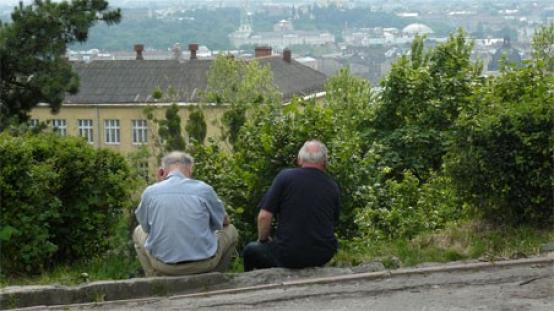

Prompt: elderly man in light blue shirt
[{"left": 133, "top": 151, "right": 238, "bottom": 276}]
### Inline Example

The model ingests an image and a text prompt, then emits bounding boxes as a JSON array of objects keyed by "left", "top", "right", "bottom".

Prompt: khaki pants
[{"left": 133, "top": 224, "right": 238, "bottom": 276}]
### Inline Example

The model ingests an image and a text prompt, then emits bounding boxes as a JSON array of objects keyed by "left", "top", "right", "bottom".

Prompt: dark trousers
[{"left": 243, "top": 241, "right": 282, "bottom": 272}]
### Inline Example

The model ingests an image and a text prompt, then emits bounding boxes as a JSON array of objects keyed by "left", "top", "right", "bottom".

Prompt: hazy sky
[{"left": 0, "top": 0, "right": 548, "bottom": 7}]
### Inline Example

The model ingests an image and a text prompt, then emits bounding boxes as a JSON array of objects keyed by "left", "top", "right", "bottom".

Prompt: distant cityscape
[{"left": 2, "top": 0, "right": 552, "bottom": 84}]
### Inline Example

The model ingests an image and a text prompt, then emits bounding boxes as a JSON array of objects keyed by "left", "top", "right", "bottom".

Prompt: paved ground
[{"left": 48, "top": 261, "right": 553, "bottom": 311}]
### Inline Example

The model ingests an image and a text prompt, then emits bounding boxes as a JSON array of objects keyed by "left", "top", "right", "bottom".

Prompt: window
[
  {"left": 29, "top": 119, "right": 39, "bottom": 128},
  {"left": 51, "top": 119, "right": 67, "bottom": 136},
  {"left": 132, "top": 119, "right": 148, "bottom": 144},
  {"left": 104, "top": 119, "right": 120, "bottom": 144},
  {"left": 78, "top": 119, "right": 94, "bottom": 144}
]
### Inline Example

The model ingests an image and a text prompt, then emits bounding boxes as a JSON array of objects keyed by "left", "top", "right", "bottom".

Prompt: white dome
[{"left": 402, "top": 23, "right": 434, "bottom": 34}]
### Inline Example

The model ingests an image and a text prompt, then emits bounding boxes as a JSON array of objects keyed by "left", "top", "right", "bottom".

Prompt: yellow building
[{"left": 29, "top": 47, "right": 328, "bottom": 172}]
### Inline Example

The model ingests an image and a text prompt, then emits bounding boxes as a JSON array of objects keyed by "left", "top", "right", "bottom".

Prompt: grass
[
  {"left": 2, "top": 220, "right": 552, "bottom": 287},
  {"left": 0, "top": 213, "right": 141, "bottom": 288},
  {"left": 331, "top": 220, "right": 554, "bottom": 269},
  {"left": 0, "top": 249, "right": 141, "bottom": 288}
]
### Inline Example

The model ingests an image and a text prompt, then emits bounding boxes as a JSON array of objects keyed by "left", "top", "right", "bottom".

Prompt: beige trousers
[{"left": 133, "top": 224, "right": 238, "bottom": 276}]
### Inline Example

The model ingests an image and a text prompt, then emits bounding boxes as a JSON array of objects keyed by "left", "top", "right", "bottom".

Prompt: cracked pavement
[{"left": 47, "top": 261, "right": 553, "bottom": 311}]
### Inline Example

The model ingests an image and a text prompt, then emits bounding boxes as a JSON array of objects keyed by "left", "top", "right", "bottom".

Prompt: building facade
[{"left": 30, "top": 47, "right": 328, "bottom": 173}]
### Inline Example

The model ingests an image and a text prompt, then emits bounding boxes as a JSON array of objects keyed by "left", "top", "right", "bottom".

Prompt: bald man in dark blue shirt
[{"left": 243, "top": 140, "right": 340, "bottom": 271}]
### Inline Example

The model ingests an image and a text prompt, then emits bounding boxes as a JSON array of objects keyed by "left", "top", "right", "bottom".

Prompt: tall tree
[
  {"left": 158, "top": 103, "right": 187, "bottom": 153},
  {"left": 0, "top": 0, "right": 121, "bottom": 129},
  {"left": 372, "top": 30, "right": 482, "bottom": 180},
  {"left": 185, "top": 106, "right": 207, "bottom": 144},
  {"left": 203, "top": 55, "right": 281, "bottom": 145}
]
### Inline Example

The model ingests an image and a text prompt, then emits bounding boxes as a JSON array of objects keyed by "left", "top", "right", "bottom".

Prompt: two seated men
[{"left": 133, "top": 140, "right": 340, "bottom": 276}]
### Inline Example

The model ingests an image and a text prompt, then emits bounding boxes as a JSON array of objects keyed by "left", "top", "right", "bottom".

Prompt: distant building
[
  {"left": 487, "top": 37, "right": 523, "bottom": 72},
  {"left": 402, "top": 23, "right": 434, "bottom": 36},
  {"left": 343, "top": 24, "right": 440, "bottom": 48},
  {"left": 30, "top": 45, "right": 327, "bottom": 171},
  {"left": 229, "top": 10, "right": 334, "bottom": 49}
]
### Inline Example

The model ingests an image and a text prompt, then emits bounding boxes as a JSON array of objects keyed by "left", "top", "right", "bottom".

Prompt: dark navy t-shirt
[{"left": 259, "top": 167, "right": 340, "bottom": 268}]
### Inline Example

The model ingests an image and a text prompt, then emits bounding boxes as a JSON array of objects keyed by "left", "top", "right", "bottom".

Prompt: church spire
[{"left": 238, "top": 0, "right": 252, "bottom": 34}]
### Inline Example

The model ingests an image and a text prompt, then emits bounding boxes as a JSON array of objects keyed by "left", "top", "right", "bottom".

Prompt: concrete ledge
[
  {"left": 2, "top": 255, "right": 553, "bottom": 310},
  {"left": 0, "top": 273, "right": 229, "bottom": 309}
]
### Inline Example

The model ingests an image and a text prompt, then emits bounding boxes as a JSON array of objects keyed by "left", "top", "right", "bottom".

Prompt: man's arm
[
  {"left": 204, "top": 185, "right": 226, "bottom": 231},
  {"left": 135, "top": 192, "right": 151, "bottom": 233},
  {"left": 257, "top": 209, "right": 273, "bottom": 242}
]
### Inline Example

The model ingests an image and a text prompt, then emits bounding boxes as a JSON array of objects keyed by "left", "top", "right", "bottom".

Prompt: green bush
[
  {"left": 192, "top": 69, "right": 378, "bottom": 240},
  {"left": 446, "top": 55, "right": 553, "bottom": 225},
  {"left": 446, "top": 97, "right": 553, "bottom": 225},
  {"left": 354, "top": 171, "right": 462, "bottom": 241},
  {"left": 0, "top": 132, "right": 134, "bottom": 275},
  {"left": 371, "top": 31, "right": 481, "bottom": 180}
]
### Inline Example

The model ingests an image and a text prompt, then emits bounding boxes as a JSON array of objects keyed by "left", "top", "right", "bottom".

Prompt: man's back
[
  {"left": 260, "top": 167, "right": 340, "bottom": 268},
  {"left": 135, "top": 171, "right": 225, "bottom": 263}
]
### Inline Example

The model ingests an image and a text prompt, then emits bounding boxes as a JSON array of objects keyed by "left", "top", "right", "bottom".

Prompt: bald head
[
  {"left": 161, "top": 151, "right": 194, "bottom": 177},
  {"left": 298, "top": 140, "right": 328, "bottom": 170}
]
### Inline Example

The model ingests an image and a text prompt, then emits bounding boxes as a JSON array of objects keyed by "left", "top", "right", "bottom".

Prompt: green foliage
[
  {"left": 1, "top": 211, "right": 141, "bottom": 287},
  {"left": 185, "top": 107, "right": 207, "bottom": 144},
  {"left": 194, "top": 69, "right": 377, "bottom": 239},
  {"left": 531, "top": 22, "right": 554, "bottom": 73},
  {"left": 354, "top": 171, "right": 462, "bottom": 241},
  {"left": 0, "top": 132, "right": 134, "bottom": 275},
  {"left": 203, "top": 55, "right": 281, "bottom": 145},
  {"left": 446, "top": 62, "right": 553, "bottom": 225},
  {"left": 373, "top": 31, "right": 481, "bottom": 180},
  {"left": 0, "top": 0, "right": 121, "bottom": 129},
  {"left": 76, "top": 7, "right": 239, "bottom": 51},
  {"left": 333, "top": 221, "right": 554, "bottom": 268},
  {"left": 158, "top": 103, "right": 186, "bottom": 152},
  {"left": 194, "top": 27, "right": 551, "bottom": 248}
]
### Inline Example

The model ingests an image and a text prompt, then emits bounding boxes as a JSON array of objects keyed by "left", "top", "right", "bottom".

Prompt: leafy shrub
[
  {"left": 372, "top": 31, "right": 481, "bottom": 180},
  {"left": 355, "top": 171, "right": 462, "bottom": 241},
  {"left": 0, "top": 132, "right": 134, "bottom": 275},
  {"left": 194, "top": 66, "right": 383, "bottom": 239},
  {"left": 446, "top": 63, "right": 553, "bottom": 225}
]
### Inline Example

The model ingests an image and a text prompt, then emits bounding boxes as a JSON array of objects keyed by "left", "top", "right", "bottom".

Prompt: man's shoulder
[
  {"left": 143, "top": 180, "right": 166, "bottom": 194},
  {"left": 278, "top": 167, "right": 295, "bottom": 175},
  {"left": 189, "top": 179, "right": 214, "bottom": 192}
]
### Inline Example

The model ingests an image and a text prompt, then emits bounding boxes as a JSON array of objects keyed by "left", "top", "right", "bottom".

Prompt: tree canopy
[{"left": 0, "top": 0, "right": 121, "bottom": 129}]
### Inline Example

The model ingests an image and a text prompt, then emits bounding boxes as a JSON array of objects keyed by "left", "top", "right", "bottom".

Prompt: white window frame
[
  {"left": 51, "top": 119, "right": 67, "bottom": 136},
  {"left": 104, "top": 119, "right": 120, "bottom": 144},
  {"left": 29, "top": 119, "right": 39, "bottom": 128},
  {"left": 78, "top": 119, "right": 94, "bottom": 144},
  {"left": 132, "top": 119, "right": 148, "bottom": 145}
]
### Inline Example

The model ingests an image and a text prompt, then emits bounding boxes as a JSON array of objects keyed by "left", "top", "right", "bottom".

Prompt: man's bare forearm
[{"left": 257, "top": 209, "right": 273, "bottom": 241}]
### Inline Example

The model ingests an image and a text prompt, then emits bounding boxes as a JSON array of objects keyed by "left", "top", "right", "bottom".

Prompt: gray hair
[
  {"left": 298, "top": 140, "right": 328, "bottom": 165},
  {"left": 162, "top": 151, "right": 194, "bottom": 168}
]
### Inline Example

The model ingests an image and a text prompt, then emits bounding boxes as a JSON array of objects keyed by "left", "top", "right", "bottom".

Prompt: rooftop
[{"left": 64, "top": 57, "right": 327, "bottom": 105}]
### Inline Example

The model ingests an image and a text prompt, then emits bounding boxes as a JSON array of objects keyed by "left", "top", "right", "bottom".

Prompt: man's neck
[
  {"left": 301, "top": 163, "right": 325, "bottom": 171},
  {"left": 167, "top": 168, "right": 191, "bottom": 178}
]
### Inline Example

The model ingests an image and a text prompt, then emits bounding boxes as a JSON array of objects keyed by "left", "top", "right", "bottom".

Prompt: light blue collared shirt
[{"left": 135, "top": 171, "right": 225, "bottom": 263}]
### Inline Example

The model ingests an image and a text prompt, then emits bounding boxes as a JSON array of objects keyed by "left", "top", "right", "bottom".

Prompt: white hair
[
  {"left": 298, "top": 140, "right": 328, "bottom": 165},
  {"left": 162, "top": 151, "right": 194, "bottom": 168}
]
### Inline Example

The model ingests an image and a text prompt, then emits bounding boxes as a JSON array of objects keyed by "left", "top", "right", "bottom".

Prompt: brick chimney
[
  {"left": 189, "top": 43, "right": 199, "bottom": 60},
  {"left": 134, "top": 44, "right": 144, "bottom": 60},
  {"left": 255, "top": 46, "right": 272, "bottom": 58},
  {"left": 283, "top": 48, "right": 291, "bottom": 63}
]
